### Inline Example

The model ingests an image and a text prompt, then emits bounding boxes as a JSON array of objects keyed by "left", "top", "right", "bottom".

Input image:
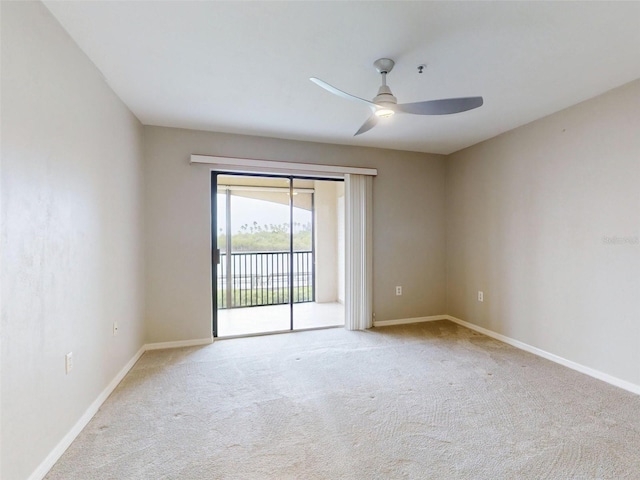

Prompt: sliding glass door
[{"left": 212, "top": 173, "right": 344, "bottom": 337}]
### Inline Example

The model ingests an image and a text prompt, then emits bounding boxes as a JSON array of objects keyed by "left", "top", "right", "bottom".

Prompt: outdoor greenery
[
  {"left": 217, "top": 286, "right": 313, "bottom": 308},
  {"left": 218, "top": 222, "right": 312, "bottom": 252}
]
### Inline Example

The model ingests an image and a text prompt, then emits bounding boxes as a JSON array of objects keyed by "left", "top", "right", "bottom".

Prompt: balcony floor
[{"left": 217, "top": 301, "right": 344, "bottom": 337}]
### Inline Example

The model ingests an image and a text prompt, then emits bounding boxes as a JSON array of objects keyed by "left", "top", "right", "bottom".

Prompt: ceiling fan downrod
[{"left": 372, "top": 59, "right": 398, "bottom": 114}]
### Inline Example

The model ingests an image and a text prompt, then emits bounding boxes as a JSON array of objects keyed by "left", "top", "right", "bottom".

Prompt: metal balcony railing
[{"left": 217, "top": 250, "right": 314, "bottom": 309}]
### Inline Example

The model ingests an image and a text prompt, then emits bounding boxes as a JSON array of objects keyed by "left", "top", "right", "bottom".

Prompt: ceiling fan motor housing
[{"left": 373, "top": 84, "right": 397, "bottom": 106}]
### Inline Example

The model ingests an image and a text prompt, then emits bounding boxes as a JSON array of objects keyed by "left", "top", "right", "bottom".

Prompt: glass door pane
[
  {"left": 293, "top": 179, "right": 345, "bottom": 330},
  {"left": 216, "top": 175, "right": 291, "bottom": 336}
]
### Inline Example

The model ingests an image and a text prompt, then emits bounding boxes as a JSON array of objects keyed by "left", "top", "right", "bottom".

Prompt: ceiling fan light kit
[
  {"left": 310, "top": 58, "right": 483, "bottom": 136},
  {"left": 374, "top": 108, "right": 395, "bottom": 118}
]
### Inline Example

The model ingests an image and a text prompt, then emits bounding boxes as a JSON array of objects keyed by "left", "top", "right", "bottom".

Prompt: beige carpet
[{"left": 46, "top": 321, "right": 640, "bottom": 479}]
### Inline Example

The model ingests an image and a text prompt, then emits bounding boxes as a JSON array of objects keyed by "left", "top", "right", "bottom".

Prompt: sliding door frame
[{"left": 211, "top": 171, "right": 341, "bottom": 338}]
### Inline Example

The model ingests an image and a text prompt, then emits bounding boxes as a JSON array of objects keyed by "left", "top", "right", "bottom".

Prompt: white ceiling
[{"left": 44, "top": 1, "right": 640, "bottom": 155}]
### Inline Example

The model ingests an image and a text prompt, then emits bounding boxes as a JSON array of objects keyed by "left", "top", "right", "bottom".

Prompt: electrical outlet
[
  {"left": 65, "top": 352, "right": 73, "bottom": 374},
  {"left": 113, "top": 322, "right": 119, "bottom": 336},
  {"left": 395, "top": 286, "right": 402, "bottom": 296},
  {"left": 478, "top": 291, "right": 484, "bottom": 302}
]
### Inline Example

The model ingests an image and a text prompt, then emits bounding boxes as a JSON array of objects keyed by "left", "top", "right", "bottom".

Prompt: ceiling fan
[{"left": 310, "top": 58, "right": 483, "bottom": 136}]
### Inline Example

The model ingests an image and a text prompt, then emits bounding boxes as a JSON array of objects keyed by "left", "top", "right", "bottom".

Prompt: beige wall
[
  {"left": 337, "top": 183, "right": 346, "bottom": 303},
  {"left": 314, "top": 180, "right": 339, "bottom": 303},
  {"left": 1, "top": 3, "right": 146, "bottom": 479},
  {"left": 446, "top": 79, "right": 640, "bottom": 386},
  {"left": 143, "top": 126, "right": 447, "bottom": 342}
]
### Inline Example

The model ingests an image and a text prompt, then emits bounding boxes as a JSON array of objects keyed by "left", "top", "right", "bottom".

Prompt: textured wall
[
  {"left": 1, "top": 3, "right": 146, "bottom": 479},
  {"left": 143, "top": 126, "right": 447, "bottom": 342},
  {"left": 446, "top": 79, "right": 640, "bottom": 386},
  {"left": 314, "top": 180, "right": 339, "bottom": 303}
]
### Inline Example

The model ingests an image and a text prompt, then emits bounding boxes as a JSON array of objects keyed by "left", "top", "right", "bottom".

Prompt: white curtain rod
[{"left": 190, "top": 154, "right": 377, "bottom": 177}]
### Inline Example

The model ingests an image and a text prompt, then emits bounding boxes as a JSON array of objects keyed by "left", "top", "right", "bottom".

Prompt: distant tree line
[{"left": 218, "top": 222, "right": 312, "bottom": 252}]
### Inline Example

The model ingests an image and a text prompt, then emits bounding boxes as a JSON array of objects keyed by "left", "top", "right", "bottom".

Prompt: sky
[{"left": 217, "top": 194, "right": 311, "bottom": 234}]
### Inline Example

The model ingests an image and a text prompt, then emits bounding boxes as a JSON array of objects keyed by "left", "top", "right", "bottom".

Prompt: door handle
[{"left": 214, "top": 249, "right": 221, "bottom": 265}]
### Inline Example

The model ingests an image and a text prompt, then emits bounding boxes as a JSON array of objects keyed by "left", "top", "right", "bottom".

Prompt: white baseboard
[
  {"left": 28, "top": 345, "right": 146, "bottom": 480},
  {"left": 445, "top": 315, "right": 640, "bottom": 396},
  {"left": 373, "top": 315, "right": 448, "bottom": 327},
  {"left": 144, "top": 337, "right": 213, "bottom": 351},
  {"left": 30, "top": 336, "right": 214, "bottom": 480}
]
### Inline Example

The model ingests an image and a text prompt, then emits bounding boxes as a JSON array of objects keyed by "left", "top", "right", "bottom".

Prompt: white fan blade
[
  {"left": 354, "top": 114, "right": 378, "bottom": 136},
  {"left": 395, "top": 97, "right": 483, "bottom": 115},
  {"left": 310, "top": 77, "right": 377, "bottom": 108}
]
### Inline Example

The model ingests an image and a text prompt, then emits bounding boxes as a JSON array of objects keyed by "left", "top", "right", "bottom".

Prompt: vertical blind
[{"left": 345, "top": 174, "right": 373, "bottom": 330}]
